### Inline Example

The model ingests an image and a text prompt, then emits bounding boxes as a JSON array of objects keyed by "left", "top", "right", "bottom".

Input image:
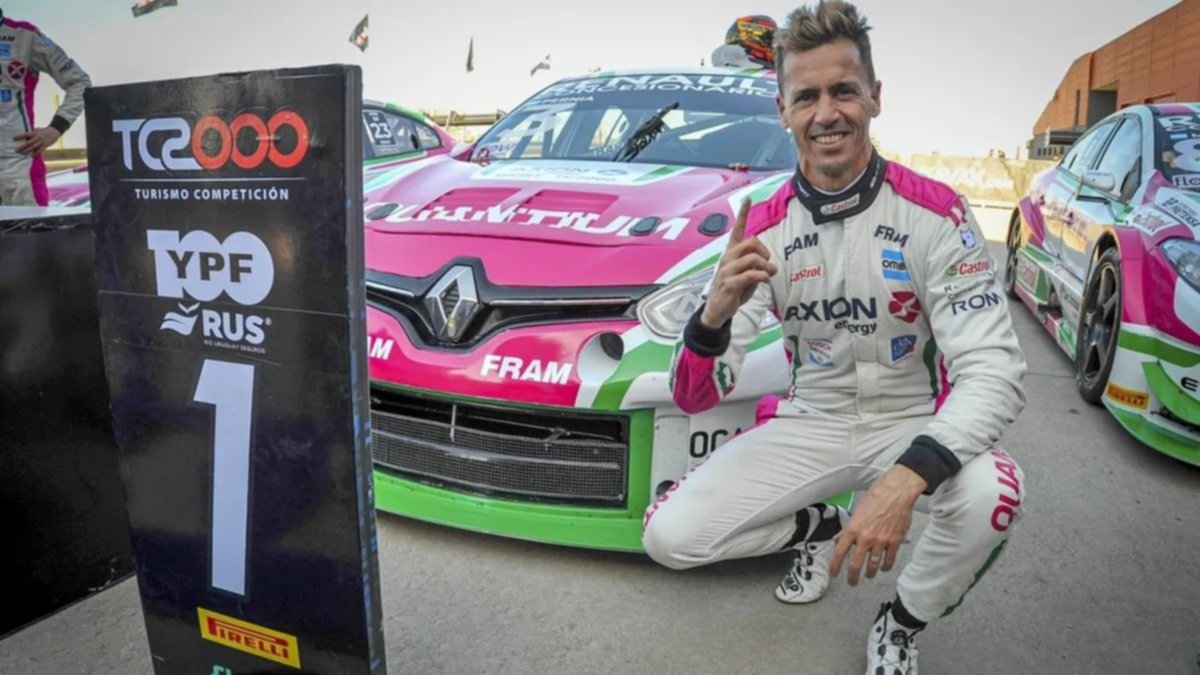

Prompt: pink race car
[
  {"left": 360, "top": 67, "right": 833, "bottom": 550},
  {"left": 1007, "top": 103, "right": 1200, "bottom": 465}
]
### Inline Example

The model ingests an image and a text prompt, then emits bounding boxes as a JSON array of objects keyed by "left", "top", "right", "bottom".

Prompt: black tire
[
  {"left": 1076, "top": 248, "right": 1122, "bottom": 404},
  {"left": 1003, "top": 210, "right": 1021, "bottom": 298}
]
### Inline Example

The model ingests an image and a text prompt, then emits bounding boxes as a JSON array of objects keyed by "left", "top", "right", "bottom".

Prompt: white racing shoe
[
  {"left": 865, "top": 602, "right": 921, "bottom": 675},
  {"left": 774, "top": 540, "right": 835, "bottom": 604}
]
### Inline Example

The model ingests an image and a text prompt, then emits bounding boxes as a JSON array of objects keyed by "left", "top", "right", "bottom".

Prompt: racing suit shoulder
[
  {"left": 883, "top": 161, "right": 966, "bottom": 224},
  {"left": 744, "top": 175, "right": 797, "bottom": 238},
  {"left": 2, "top": 18, "right": 41, "bottom": 33}
]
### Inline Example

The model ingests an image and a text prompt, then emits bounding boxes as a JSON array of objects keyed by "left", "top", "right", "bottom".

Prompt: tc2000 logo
[
  {"left": 147, "top": 230, "right": 275, "bottom": 349},
  {"left": 114, "top": 112, "right": 309, "bottom": 171}
]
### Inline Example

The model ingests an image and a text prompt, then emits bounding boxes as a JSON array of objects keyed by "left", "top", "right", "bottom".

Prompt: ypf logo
[
  {"left": 147, "top": 230, "right": 274, "bottom": 305},
  {"left": 113, "top": 111, "right": 309, "bottom": 171}
]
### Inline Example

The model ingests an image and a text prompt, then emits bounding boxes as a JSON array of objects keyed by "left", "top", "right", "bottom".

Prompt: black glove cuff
[
  {"left": 896, "top": 434, "right": 963, "bottom": 494},
  {"left": 49, "top": 115, "right": 72, "bottom": 135},
  {"left": 682, "top": 305, "right": 731, "bottom": 357}
]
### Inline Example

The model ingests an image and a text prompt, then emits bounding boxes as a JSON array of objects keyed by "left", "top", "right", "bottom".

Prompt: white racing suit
[
  {"left": 643, "top": 152, "right": 1028, "bottom": 623},
  {"left": 0, "top": 15, "right": 91, "bottom": 206}
]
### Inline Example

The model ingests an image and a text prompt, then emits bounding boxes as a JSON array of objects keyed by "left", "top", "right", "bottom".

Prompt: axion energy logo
[
  {"left": 198, "top": 608, "right": 301, "bottom": 669},
  {"left": 113, "top": 112, "right": 310, "bottom": 171}
]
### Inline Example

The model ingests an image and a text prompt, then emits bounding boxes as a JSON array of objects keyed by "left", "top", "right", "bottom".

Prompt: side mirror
[{"left": 1081, "top": 170, "right": 1116, "bottom": 194}]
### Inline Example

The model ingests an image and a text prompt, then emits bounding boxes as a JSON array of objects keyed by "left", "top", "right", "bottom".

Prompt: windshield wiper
[{"left": 613, "top": 102, "right": 679, "bottom": 162}]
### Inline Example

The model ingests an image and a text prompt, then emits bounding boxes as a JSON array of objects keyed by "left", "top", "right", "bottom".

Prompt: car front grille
[
  {"left": 365, "top": 262, "right": 655, "bottom": 350},
  {"left": 371, "top": 389, "right": 630, "bottom": 507}
]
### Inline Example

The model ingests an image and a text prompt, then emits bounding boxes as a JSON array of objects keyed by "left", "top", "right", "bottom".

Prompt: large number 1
[{"left": 194, "top": 359, "right": 256, "bottom": 596}]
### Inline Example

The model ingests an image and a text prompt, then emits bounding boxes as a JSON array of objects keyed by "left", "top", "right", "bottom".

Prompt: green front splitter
[
  {"left": 373, "top": 471, "right": 649, "bottom": 551},
  {"left": 1104, "top": 403, "right": 1200, "bottom": 467}
]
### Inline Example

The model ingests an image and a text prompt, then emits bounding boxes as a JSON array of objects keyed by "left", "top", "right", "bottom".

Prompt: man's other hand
[
  {"left": 14, "top": 127, "right": 61, "bottom": 156},
  {"left": 830, "top": 465, "right": 927, "bottom": 586}
]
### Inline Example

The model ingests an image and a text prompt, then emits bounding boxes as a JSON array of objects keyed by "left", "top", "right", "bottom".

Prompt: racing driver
[
  {"left": 643, "top": 2, "right": 1028, "bottom": 673},
  {"left": 0, "top": 8, "right": 91, "bottom": 206}
]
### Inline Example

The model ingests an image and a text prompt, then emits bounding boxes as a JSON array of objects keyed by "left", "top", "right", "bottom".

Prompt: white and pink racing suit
[
  {"left": 643, "top": 152, "right": 1028, "bottom": 623},
  {"left": 0, "top": 13, "right": 90, "bottom": 206}
]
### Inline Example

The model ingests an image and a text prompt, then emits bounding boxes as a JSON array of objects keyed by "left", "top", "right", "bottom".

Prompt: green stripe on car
[
  {"left": 1117, "top": 331, "right": 1200, "bottom": 367},
  {"left": 591, "top": 340, "right": 673, "bottom": 411},
  {"left": 634, "top": 165, "right": 687, "bottom": 183},
  {"left": 1105, "top": 404, "right": 1200, "bottom": 466},
  {"left": 1142, "top": 361, "right": 1200, "bottom": 426}
]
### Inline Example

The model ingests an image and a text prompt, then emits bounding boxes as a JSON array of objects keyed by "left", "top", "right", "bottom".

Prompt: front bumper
[
  {"left": 1107, "top": 330, "right": 1200, "bottom": 466},
  {"left": 371, "top": 385, "right": 654, "bottom": 551}
]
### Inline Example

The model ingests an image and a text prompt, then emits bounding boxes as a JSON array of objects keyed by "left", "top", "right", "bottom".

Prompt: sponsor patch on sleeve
[
  {"left": 889, "top": 334, "right": 917, "bottom": 363},
  {"left": 959, "top": 227, "right": 978, "bottom": 249},
  {"left": 805, "top": 338, "right": 835, "bottom": 367},
  {"left": 881, "top": 249, "right": 911, "bottom": 282}
]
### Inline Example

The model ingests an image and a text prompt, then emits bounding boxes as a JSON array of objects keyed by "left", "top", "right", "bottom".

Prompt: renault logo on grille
[{"left": 424, "top": 266, "right": 480, "bottom": 342}]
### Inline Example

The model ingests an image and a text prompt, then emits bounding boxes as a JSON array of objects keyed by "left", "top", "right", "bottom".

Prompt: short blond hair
[{"left": 775, "top": 1, "right": 875, "bottom": 91}]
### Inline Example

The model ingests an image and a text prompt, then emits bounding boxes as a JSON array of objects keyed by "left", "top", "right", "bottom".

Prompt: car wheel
[
  {"left": 1003, "top": 210, "right": 1021, "bottom": 298},
  {"left": 1075, "top": 248, "right": 1122, "bottom": 404}
]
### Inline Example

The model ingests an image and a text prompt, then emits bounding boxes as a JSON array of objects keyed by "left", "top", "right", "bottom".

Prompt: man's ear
[
  {"left": 776, "top": 93, "right": 788, "bottom": 129},
  {"left": 869, "top": 80, "right": 882, "bottom": 118}
]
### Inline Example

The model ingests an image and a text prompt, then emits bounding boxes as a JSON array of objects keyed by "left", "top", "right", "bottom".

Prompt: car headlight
[
  {"left": 1162, "top": 238, "right": 1200, "bottom": 293},
  {"left": 638, "top": 267, "right": 716, "bottom": 339}
]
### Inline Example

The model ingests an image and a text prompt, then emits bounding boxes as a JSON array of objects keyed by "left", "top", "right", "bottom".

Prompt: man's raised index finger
[{"left": 729, "top": 197, "right": 751, "bottom": 246}]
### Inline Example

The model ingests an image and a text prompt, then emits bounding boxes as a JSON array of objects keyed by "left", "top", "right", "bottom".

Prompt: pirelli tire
[{"left": 1075, "top": 248, "right": 1122, "bottom": 404}]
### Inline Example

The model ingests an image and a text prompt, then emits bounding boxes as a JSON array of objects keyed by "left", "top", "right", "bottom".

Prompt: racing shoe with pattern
[
  {"left": 865, "top": 602, "right": 921, "bottom": 675},
  {"left": 775, "top": 540, "right": 835, "bottom": 604},
  {"left": 774, "top": 504, "right": 849, "bottom": 604}
]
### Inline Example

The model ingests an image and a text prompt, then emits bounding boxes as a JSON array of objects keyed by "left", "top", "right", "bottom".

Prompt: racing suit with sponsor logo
[
  {"left": 0, "top": 14, "right": 90, "bottom": 206},
  {"left": 643, "top": 151, "right": 1027, "bottom": 623}
]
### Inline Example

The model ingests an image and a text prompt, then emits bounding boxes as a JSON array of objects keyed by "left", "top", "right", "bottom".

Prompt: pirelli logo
[
  {"left": 1106, "top": 382, "right": 1148, "bottom": 410},
  {"left": 197, "top": 608, "right": 301, "bottom": 669}
]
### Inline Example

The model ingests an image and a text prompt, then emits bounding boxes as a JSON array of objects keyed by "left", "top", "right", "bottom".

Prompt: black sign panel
[{"left": 86, "top": 65, "right": 385, "bottom": 674}]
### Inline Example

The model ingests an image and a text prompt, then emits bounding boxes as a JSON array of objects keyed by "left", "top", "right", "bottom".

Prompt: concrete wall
[{"left": 896, "top": 154, "right": 1057, "bottom": 205}]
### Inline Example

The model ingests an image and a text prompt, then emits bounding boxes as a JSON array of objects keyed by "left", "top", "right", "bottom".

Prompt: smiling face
[{"left": 776, "top": 38, "right": 881, "bottom": 192}]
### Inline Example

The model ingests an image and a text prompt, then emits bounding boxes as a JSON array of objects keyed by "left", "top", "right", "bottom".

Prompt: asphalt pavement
[{"left": 2, "top": 227, "right": 1199, "bottom": 675}]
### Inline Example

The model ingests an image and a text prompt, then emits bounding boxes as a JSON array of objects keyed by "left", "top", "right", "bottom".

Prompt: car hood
[{"left": 364, "top": 157, "right": 788, "bottom": 286}]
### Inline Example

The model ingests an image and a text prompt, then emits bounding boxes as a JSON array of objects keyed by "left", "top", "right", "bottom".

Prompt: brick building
[{"left": 1029, "top": 0, "right": 1200, "bottom": 159}]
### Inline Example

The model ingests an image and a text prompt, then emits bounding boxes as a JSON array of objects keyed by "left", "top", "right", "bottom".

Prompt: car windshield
[
  {"left": 471, "top": 72, "right": 796, "bottom": 171},
  {"left": 1153, "top": 108, "right": 1200, "bottom": 191}
]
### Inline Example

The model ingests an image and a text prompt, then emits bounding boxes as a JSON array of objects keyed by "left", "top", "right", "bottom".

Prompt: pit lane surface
[{"left": 3, "top": 229, "right": 1198, "bottom": 674}]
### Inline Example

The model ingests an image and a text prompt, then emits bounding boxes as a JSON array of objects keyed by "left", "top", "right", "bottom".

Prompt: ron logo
[{"left": 198, "top": 608, "right": 301, "bottom": 669}]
